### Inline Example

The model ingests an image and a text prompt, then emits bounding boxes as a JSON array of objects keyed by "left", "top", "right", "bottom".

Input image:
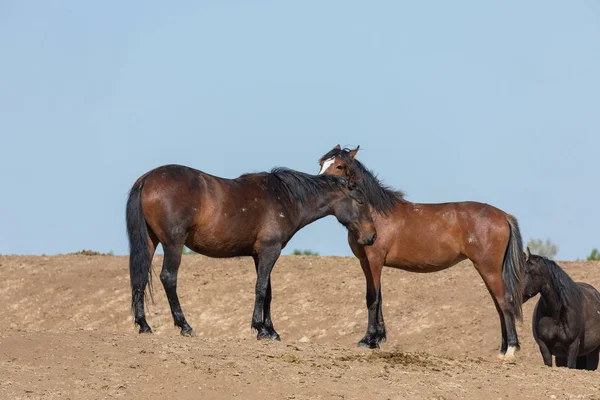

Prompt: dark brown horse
[
  {"left": 523, "top": 248, "right": 600, "bottom": 369},
  {"left": 126, "top": 164, "right": 376, "bottom": 340},
  {"left": 318, "top": 145, "right": 526, "bottom": 362}
]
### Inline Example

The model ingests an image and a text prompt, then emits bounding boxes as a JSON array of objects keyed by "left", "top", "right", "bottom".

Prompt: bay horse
[
  {"left": 126, "top": 164, "right": 376, "bottom": 340},
  {"left": 318, "top": 145, "right": 526, "bottom": 363},
  {"left": 523, "top": 248, "right": 600, "bottom": 369}
]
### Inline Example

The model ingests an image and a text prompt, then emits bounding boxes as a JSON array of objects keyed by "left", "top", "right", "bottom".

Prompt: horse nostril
[{"left": 372, "top": 233, "right": 377, "bottom": 242}]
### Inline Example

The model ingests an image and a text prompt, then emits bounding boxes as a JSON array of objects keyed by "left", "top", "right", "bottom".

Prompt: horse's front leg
[
  {"left": 537, "top": 340, "right": 553, "bottom": 367},
  {"left": 357, "top": 254, "right": 385, "bottom": 349},
  {"left": 566, "top": 338, "right": 581, "bottom": 369},
  {"left": 252, "top": 246, "right": 281, "bottom": 340}
]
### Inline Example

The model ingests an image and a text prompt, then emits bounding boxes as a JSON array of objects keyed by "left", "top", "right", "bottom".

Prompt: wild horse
[
  {"left": 523, "top": 248, "right": 600, "bottom": 369},
  {"left": 318, "top": 145, "right": 525, "bottom": 362},
  {"left": 126, "top": 164, "right": 376, "bottom": 340}
]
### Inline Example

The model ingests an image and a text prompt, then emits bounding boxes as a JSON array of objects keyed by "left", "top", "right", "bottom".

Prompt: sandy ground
[{"left": 1, "top": 254, "right": 599, "bottom": 399}]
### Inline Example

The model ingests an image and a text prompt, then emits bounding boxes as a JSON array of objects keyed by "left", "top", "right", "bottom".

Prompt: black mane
[
  {"left": 534, "top": 255, "right": 583, "bottom": 321},
  {"left": 267, "top": 168, "right": 350, "bottom": 205},
  {"left": 320, "top": 147, "right": 405, "bottom": 214}
]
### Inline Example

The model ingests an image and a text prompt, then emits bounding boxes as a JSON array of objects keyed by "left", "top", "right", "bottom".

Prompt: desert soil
[{"left": 1, "top": 254, "right": 599, "bottom": 399}]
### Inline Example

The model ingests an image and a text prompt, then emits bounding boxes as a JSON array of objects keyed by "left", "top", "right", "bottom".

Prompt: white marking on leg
[
  {"left": 318, "top": 157, "right": 336, "bottom": 175},
  {"left": 505, "top": 346, "right": 517, "bottom": 357},
  {"left": 503, "top": 345, "right": 518, "bottom": 363}
]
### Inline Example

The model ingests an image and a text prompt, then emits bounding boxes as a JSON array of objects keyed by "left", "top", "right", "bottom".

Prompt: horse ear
[
  {"left": 334, "top": 144, "right": 341, "bottom": 150},
  {"left": 525, "top": 247, "right": 531, "bottom": 261},
  {"left": 349, "top": 145, "right": 360, "bottom": 159}
]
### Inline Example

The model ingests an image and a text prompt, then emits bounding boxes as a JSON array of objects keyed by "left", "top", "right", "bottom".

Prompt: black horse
[
  {"left": 523, "top": 248, "right": 600, "bottom": 369},
  {"left": 126, "top": 165, "right": 377, "bottom": 340}
]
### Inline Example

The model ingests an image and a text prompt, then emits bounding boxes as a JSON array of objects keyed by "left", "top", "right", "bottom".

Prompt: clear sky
[{"left": 1, "top": 1, "right": 599, "bottom": 260}]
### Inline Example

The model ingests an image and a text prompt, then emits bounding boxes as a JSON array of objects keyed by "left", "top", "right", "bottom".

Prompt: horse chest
[{"left": 536, "top": 317, "right": 578, "bottom": 350}]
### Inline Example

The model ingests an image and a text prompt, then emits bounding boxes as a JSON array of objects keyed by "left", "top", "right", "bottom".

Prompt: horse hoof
[
  {"left": 357, "top": 340, "right": 380, "bottom": 349},
  {"left": 257, "top": 331, "right": 280, "bottom": 341},
  {"left": 181, "top": 328, "right": 195, "bottom": 337},
  {"left": 138, "top": 326, "right": 153, "bottom": 334},
  {"left": 495, "top": 353, "right": 505, "bottom": 362},
  {"left": 503, "top": 354, "right": 517, "bottom": 364}
]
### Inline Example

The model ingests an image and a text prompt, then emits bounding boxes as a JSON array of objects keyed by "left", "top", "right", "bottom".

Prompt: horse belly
[
  {"left": 188, "top": 217, "right": 259, "bottom": 258},
  {"left": 384, "top": 241, "right": 465, "bottom": 272},
  {"left": 380, "top": 212, "right": 465, "bottom": 272}
]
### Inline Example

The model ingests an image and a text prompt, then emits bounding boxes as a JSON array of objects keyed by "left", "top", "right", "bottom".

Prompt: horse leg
[
  {"left": 566, "top": 339, "right": 580, "bottom": 369},
  {"left": 585, "top": 348, "right": 599, "bottom": 370},
  {"left": 556, "top": 340, "right": 580, "bottom": 369},
  {"left": 160, "top": 243, "right": 194, "bottom": 336},
  {"left": 357, "top": 255, "right": 384, "bottom": 349},
  {"left": 376, "top": 286, "right": 386, "bottom": 342},
  {"left": 253, "top": 255, "right": 280, "bottom": 341},
  {"left": 555, "top": 356, "right": 567, "bottom": 368},
  {"left": 576, "top": 355, "right": 587, "bottom": 370},
  {"left": 491, "top": 298, "right": 508, "bottom": 361},
  {"left": 133, "top": 233, "right": 158, "bottom": 334},
  {"left": 537, "top": 341, "right": 553, "bottom": 367},
  {"left": 252, "top": 246, "right": 281, "bottom": 340},
  {"left": 475, "top": 262, "right": 519, "bottom": 363}
]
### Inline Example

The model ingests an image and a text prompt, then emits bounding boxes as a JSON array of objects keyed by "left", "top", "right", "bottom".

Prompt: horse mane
[
  {"left": 320, "top": 147, "right": 405, "bottom": 215},
  {"left": 267, "top": 168, "right": 351, "bottom": 205},
  {"left": 535, "top": 255, "right": 583, "bottom": 321}
]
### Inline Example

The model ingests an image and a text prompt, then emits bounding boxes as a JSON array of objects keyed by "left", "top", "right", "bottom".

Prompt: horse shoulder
[{"left": 534, "top": 300, "right": 560, "bottom": 342}]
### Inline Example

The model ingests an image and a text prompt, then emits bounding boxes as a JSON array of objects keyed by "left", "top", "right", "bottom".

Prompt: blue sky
[{"left": 1, "top": 1, "right": 599, "bottom": 259}]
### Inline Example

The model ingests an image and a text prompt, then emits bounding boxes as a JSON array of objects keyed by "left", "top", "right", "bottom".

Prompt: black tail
[
  {"left": 126, "top": 174, "right": 153, "bottom": 322},
  {"left": 503, "top": 215, "right": 525, "bottom": 321}
]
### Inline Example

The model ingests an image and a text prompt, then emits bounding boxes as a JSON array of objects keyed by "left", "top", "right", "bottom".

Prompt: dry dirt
[{"left": 1, "top": 254, "right": 599, "bottom": 399}]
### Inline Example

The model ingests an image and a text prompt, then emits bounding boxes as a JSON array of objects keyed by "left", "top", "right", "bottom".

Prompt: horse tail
[
  {"left": 503, "top": 214, "right": 525, "bottom": 322},
  {"left": 126, "top": 172, "right": 153, "bottom": 321}
]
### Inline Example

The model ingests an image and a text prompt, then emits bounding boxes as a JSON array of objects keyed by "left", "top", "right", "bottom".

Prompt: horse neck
[
  {"left": 539, "top": 282, "right": 563, "bottom": 319},
  {"left": 293, "top": 190, "right": 339, "bottom": 230},
  {"left": 538, "top": 262, "right": 577, "bottom": 321}
]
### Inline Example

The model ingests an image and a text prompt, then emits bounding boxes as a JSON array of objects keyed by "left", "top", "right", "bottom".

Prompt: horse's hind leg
[
  {"left": 133, "top": 232, "right": 158, "bottom": 334},
  {"left": 576, "top": 355, "right": 587, "bottom": 370},
  {"left": 491, "top": 299, "right": 508, "bottom": 361},
  {"left": 576, "top": 348, "right": 600, "bottom": 370},
  {"left": 474, "top": 261, "right": 519, "bottom": 363},
  {"left": 586, "top": 348, "right": 599, "bottom": 370},
  {"left": 160, "top": 243, "right": 194, "bottom": 336}
]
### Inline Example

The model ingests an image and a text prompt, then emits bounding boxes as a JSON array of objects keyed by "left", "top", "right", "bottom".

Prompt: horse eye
[{"left": 336, "top": 165, "right": 344, "bottom": 170}]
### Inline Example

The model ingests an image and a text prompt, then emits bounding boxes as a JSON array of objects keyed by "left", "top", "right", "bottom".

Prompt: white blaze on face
[{"left": 318, "top": 157, "right": 336, "bottom": 175}]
